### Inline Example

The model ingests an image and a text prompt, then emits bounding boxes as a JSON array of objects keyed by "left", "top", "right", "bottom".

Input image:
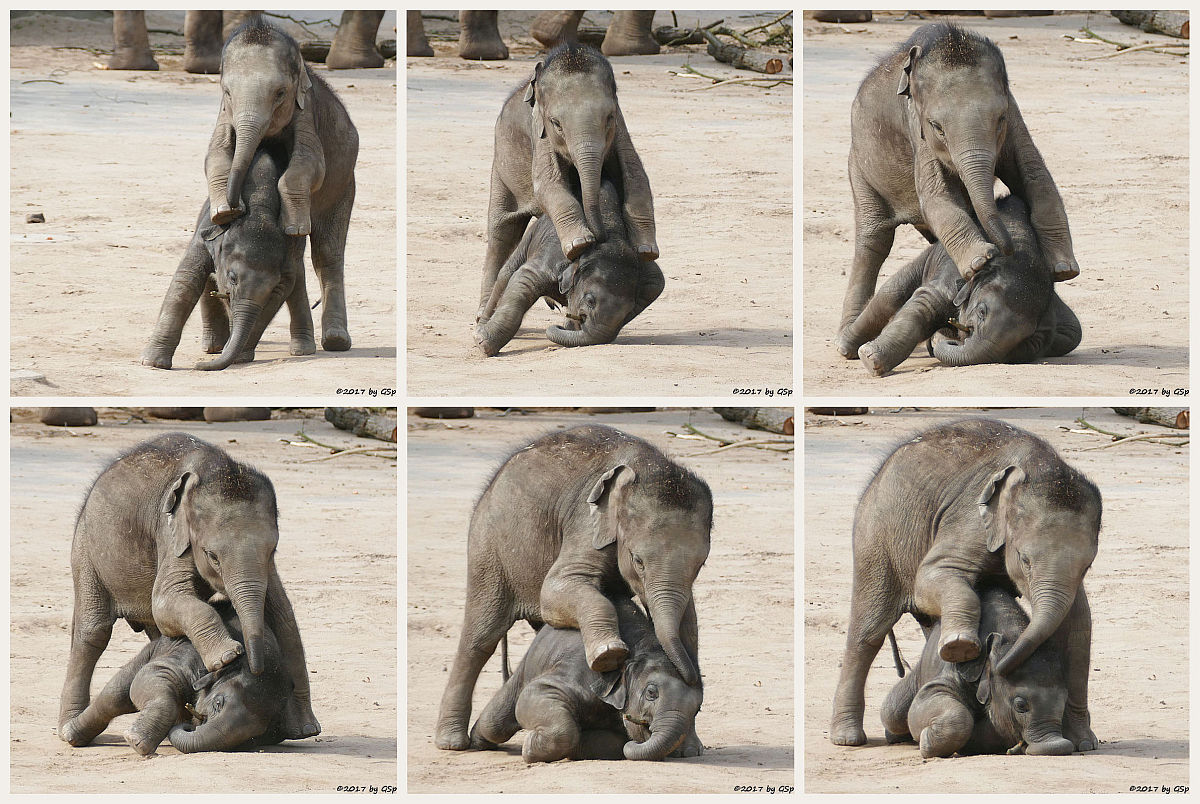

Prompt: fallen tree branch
[
  {"left": 691, "top": 438, "right": 794, "bottom": 456},
  {"left": 741, "top": 11, "right": 793, "bottom": 37},
  {"left": 687, "top": 76, "right": 791, "bottom": 91},
  {"left": 701, "top": 28, "right": 784, "bottom": 74},
  {"left": 1081, "top": 433, "right": 1189, "bottom": 450},
  {"left": 1085, "top": 41, "right": 1189, "bottom": 60},
  {"left": 303, "top": 445, "right": 397, "bottom": 463}
]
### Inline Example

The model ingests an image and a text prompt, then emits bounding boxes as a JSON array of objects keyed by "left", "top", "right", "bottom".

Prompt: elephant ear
[
  {"left": 295, "top": 58, "right": 312, "bottom": 111},
  {"left": 588, "top": 464, "right": 637, "bottom": 550},
  {"left": 192, "top": 657, "right": 239, "bottom": 692},
  {"left": 897, "top": 45, "right": 922, "bottom": 98},
  {"left": 978, "top": 465, "right": 1026, "bottom": 553},
  {"left": 163, "top": 472, "right": 198, "bottom": 557},
  {"left": 525, "top": 62, "right": 546, "bottom": 139},
  {"left": 953, "top": 275, "right": 976, "bottom": 309},
  {"left": 955, "top": 631, "right": 997, "bottom": 687},
  {"left": 973, "top": 632, "right": 1005, "bottom": 705},
  {"left": 558, "top": 259, "right": 581, "bottom": 296},
  {"left": 199, "top": 221, "right": 227, "bottom": 242},
  {"left": 589, "top": 665, "right": 628, "bottom": 711}
]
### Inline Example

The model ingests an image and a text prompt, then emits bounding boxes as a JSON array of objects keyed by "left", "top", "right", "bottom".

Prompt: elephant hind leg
[
  {"left": 909, "top": 688, "right": 973, "bottom": 759},
  {"left": 58, "top": 562, "right": 116, "bottom": 737},
  {"left": 515, "top": 679, "right": 582, "bottom": 763},
  {"left": 310, "top": 184, "right": 355, "bottom": 352},
  {"left": 838, "top": 172, "right": 897, "bottom": 356}
]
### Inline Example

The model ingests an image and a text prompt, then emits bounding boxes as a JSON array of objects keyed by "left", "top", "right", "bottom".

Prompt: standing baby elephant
[
  {"left": 474, "top": 178, "right": 665, "bottom": 355},
  {"left": 829, "top": 419, "right": 1099, "bottom": 752},
  {"left": 837, "top": 23, "right": 1078, "bottom": 356},
  {"left": 436, "top": 425, "right": 710, "bottom": 756},
  {"left": 205, "top": 14, "right": 358, "bottom": 352},
  {"left": 60, "top": 602, "right": 292, "bottom": 755},
  {"left": 880, "top": 584, "right": 1075, "bottom": 758},
  {"left": 58, "top": 433, "right": 320, "bottom": 744},
  {"left": 839, "top": 195, "right": 1081, "bottom": 376},
  {"left": 142, "top": 145, "right": 315, "bottom": 371},
  {"left": 471, "top": 596, "right": 704, "bottom": 761},
  {"left": 478, "top": 42, "right": 658, "bottom": 318}
]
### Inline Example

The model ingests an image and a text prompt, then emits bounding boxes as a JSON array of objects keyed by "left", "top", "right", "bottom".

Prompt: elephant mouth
[
  {"left": 184, "top": 702, "right": 207, "bottom": 725},
  {"left": 623, "top": 713, "right": 650, "bottom": 727},
  {"left": 945, "top": 317, "right": 973, "bottom": 335}
]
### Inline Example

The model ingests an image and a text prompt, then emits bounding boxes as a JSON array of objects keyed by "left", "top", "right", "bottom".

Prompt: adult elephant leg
[
  {"left": 109, "top": 11, "right": 158, "bottom": 71},
  {"left": 913, "top": 557, "right": 982, "bottom": 663},
  {"left": 996, "top": 108, "right": 1079, "bottom": 281},
  {"left": 1061, "top": 585, "right": 1096, "bottom": 751},
  {"left": 265, "top": 565, "right": 321, "bottom": 739},
  {"left": 311, "top": 187, "right": 355, "bottom": 351},
  {"left": 515, "top": 679, "right": 582, "bottom": 762},
  {"left": 459, "top": 11, "right": 508, "bottom": 60},
  {"left": 601, "top": 11, "right": 660, "bottom": 56},
  {"left": 479, "top": 174, "right": 532, "bottom": 318},
  {"left": 199, "top": 276, "right": 230, "bottom": 354},
  {"left": 908, "top": 687, "right": 973, "bottom": 758},
  {"left": 407, "top": 11, "right": 434, "bottom": 56},
  {"left": 531, "top": 11, "right": 584, "bottom": 48},
  {"left": 436, "top": 593, "right": 515, "bottom": 749},
  {"left": 183, "top": 11, "right": 222, "bottom": 74},
  {"left": 61, "top": 641, "right": 151, "bottom": 747},
  {"left": 830, "top": 550, "right": 903, "bottom": 745},
  {"left": 328, "top": 10, "right": 385, "bottom": 69},
  {"left": 222, "top": 11, "right": 260, "bottom": 41},
  {"left": 837, "top": 170, "right": 895, "bottom": 357}
]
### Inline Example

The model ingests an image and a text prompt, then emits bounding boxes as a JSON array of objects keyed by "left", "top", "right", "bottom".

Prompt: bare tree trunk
[
  {"left": 1112, "top": 10, "right": 1189, "bottom": 38},
  {"left": 326, "top": 408, "right": 398, "bottom": 441},
  {"left": 1112, "top": 407, "right": 1190, "bottom": 429}
]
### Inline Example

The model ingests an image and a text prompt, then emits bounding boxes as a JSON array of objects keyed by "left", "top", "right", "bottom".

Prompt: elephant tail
[
  {"left": 501, "top": 633, "right": 511, "bottom": 683},
  {"left": 888, "top": 629, "right": 908, "bottom": 678}
]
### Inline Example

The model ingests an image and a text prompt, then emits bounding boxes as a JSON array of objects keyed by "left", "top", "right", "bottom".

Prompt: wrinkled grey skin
[
  {"left": 58, "top": 433, "right": 320, "bottom": 744},
  {"left": 60, "top": 602, "right": 291, "bottom": 755},
  {"left": 477, "top": 42, "right": 658, "bottom": 318},
  {"left": 881, "top": 585, "right": 1074, "bottom": 758},
  {"left": 205, "top": 15, "right": 359, "bottom": 354},
  {"left": 830, "top": 419, "right": 1099, "bottom": 754},
  {"left": 470, "top": 596, "right": 704, "bottom": 762},
  {"left": 474, "top": 179, "right": 665, "bottom": 354},
  {"left": 837, "top": 23, "right": 1078, "bottom": 357},
  {"left": 436, "top": 425, "right": 709, "bottom": 757},
  {"left": 142, "top": 145, "right": 315, "bottom": 371},
  {"left": 839, "top": 195, "right": 1081, "bottom": 376}
]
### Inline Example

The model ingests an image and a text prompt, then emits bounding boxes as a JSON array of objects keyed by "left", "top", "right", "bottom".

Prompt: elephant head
[
  {"left": 588, "top": 463, "right": 712, "bottom": 687},
  {"left": 163, "top": 464, "right": 281, "bottom": 675},
  {"left": 546, "top": 181, "right": 664, "bottom": 348},
  {"left": 959, "top": 629, "right": 1073, "bottom": 756},
  {"left": 897, "top": 27, "right": 1014, "bottom": 255},
  {"left": 526, "top": 43, "right": 620, "bottom": 243},
  {"left": 977, "top": 464, "right": 1101, "bottom": 678},
  {"left": 169, "top": 609, "right": 291, "bottom": 753},
  {"left": 591, "top": 648, "right": 704, "bottom": 761},
  {"left": 195, "top": 147, "right": 296, "bottom": 371},
  {"left": 219, "top": 16, "right": 310, "bottom": 217}
]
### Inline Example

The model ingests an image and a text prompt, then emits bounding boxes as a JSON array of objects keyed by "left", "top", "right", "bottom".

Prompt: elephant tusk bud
[
  {"left": 946, "top": 317, "right": 973, "bottom": 335},
  {"left": 183, "top": 702, "right": 207, "bottom": 724},
  {"left": 564, "top": 312, "right": 583, "bottom": 322},
  {"left": 1006, "top": 740, "right": 1027, "bottom": 755},
  {"left": 209, "top": 291, "right": 230, "bottom": 300},
  {"left": 623, "top": 713, "right": 650, "bottom": 727}
]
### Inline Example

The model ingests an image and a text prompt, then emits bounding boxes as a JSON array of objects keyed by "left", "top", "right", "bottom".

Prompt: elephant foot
[
  {"left": 183, "top": 53, "right": 221, "bottom": 74},
  {"left": 468, "top": 723, "right": 500, "bottom": 751},
  {"left": 564, "top": 233, "right": 597, "bottom": 261},
  {"left": 1053, "top": 260, "right": 1080, "bottom": 282},
  {"left": 473, "top": 327, "right": 500, "bottom": 357},
  {"left": 1025, "top": 735, "right": 1075, "bottom": 756},
  {"left": 937, "top": 632, "right": 981, "bottom": 663},
  {"left": 108, "top": 48, "right": 159, "bottom": 71},
  {"left": 918, "top": 727, "right": 950, "bottom": 758},
  {"left": 531, "top": 11, "right": 584, "bottom": 48},
  {"left": 201, "top": 638, "right": 244, "bottom": 672},
  {"left": 1064, "top": 705, "right": 1097, "bottom": 751},
  {"left": 124, "top": 727, "right": 160, "bottom": 756},
  {"left": 962, "top": 243, "right": 999, "bottom": 278},
  {"left": 884, "top": 728, "right": 912, "bottom": 745},
  {"left": 322, "top": 326, "right": 352, "bottom": 352},
  {"left": 586, "top": 639, "right": 629, "bottom": 673},
  {"left": 459, "top": 11, "right": 509, "bottom": 61},
  {"left": 290, "top": 335, "right": 317, "bottom": 356},
  {"left": 435, "top": 721, "right": 471, "bottom": 751},
  {"left": 601, "top": 11, "right": 661, "bottom": 56},
  {"left": 280, "top": 206, "right": 312, "bottom": 237},
  {"left": 858, "top": 342, "right": 890, "bottom": 377},
  {"left": 829, "top": 720, "right": 867, "bottom": 746},
  {"left": 282, "top": 696, "right": 321, "bottom": 740},
  {"left": 636, "top": 243, "right": 659, "bottom": 261},
  {"left": 834, "top": 329, "right": 861, "bottom": 360},
  {"left": 140, "top": 350, "right": 173, "bottom": 370},
  {"left": 60, "top": 717, "right": 99, "bottom": 747},
  {"left": 211, "top": 204, "right": 242, "bottom": 226}
]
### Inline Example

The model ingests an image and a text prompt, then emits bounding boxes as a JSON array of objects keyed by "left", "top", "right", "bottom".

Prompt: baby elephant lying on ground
[
  {"left": 839, "top": 195, "right": 1081, "bottom": 376},
  {"left": 469, "top": 596, "right": 703, "bottom": 762},
  {"left": 881, "top": 584, "right": 1075, "bottom": 758},
  {"left": 60, "top": 602, "right": 291, "bottom": 755},
  {"left": 473, "top": 179, "right": 664, "bottom": 356}
]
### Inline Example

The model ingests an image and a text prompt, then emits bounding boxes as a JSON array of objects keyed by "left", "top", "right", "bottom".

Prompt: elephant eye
[
  {"left": 205, "top": 550, "right": 220, "bottom": 568},
  {"left": 550, "top": 117, "right": 563, "bottom": 131},
  {"left": 1012, "top": 696, "right": 1029, "bottom": 714},
  {"left": 584, "top": 293, "right": 596, "bottom": 308},
  {"left": 1019, "top": 552, "right": 1031, "bottom": 569},
  {"left": 211, "top": 694, "right": 225, "bottom": 712},
  {"left": 631, "top": 551, "right": 644, "bottom": 572},
  {"left": 928, "top": 119, "right": 945, "bottom": 137},
  {"left": 645, "top": 683, "right": 658, "bottom": 701}
]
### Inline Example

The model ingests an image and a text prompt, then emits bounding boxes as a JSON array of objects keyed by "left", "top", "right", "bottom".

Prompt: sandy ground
[
  {"left": 406, "top": 11, "right": 793, "bottom": 397},
  {"left": 10, "top": 408, "right": 397, "bottom": 793},
  {"left": 406, "top": 408, "right": 794, "bottom": 793},
  {"left": 803, "top": 12, "right": 1188, "bottom": 396},
  {"left": 803, "top": 407, "right": 1188, "bottom": 793},
  {"left": 10, "top": 12, "right": 397, "bottom": 397}
]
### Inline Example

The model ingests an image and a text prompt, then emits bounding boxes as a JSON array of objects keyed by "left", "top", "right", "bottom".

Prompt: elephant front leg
[
  {"left": 142, "top": 244, "right": 214, "bottom": 369},
  {"left": 1061, "top": 585, "right": 1097, "bottom": 751},
  {"left": 474, "top": 264, "right": 553, "bottom": 356},
  {"left": 277, "top": 159, "right": 322, "bottom": 237},
  {"left": 541, "top": 569, "right": 626, "bottom": 672},
  {"left": 127, "top": 666, "right": 191, "bottom": 756},
  {"left": 199, "top": 276, "right": 230, "bottom": 354},
  {"left": 612, "top": 122, "right": 659, "bottom": 260},
  {"left": 151, "top": 580, "right": 243, "bottom": 672},
  {"left": 908, "top": 686, "right": 973, "bottom": 758},
  {"left": 265, "top": 567, "right": 321, "bottom": 740},
  {"left": 284, "top": 269, "right": 317, "bottom": 356},
  {"left": 61, "top": 639, "right": 152, "bottom": 746},
  {"left": 514, "top": 679, "right": 584, "bottom": 762},
  {"left": 205, "top": 122, "right": 241, "bottom": 224},
  {"left": 534, "top": 150, "right": 595, "bottom": 260},
  {"left": 913, "top": 560, "right": 983, "bottom": 663},
  {"left": 915, "top": 155, "right": 999, "bottom": 281},
  {"left": 860, "top": 286, "right": 952, "bottom": 377}
]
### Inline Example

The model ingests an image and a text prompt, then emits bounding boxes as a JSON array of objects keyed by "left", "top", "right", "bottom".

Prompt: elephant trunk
[
  {"left": 226, "top": 117, "right": 268, "bottom": 211},
  {"left": 545, "top": 319, "right": 621, "bottom": 348},
  {"left": 646, "top": 589, "right": 700, "bottom": 687},
  {"left": 994, "top": 584, "right": 1075, "bottom": 677},
  {"left": 195, "top": 300, "right": 262, "bottom": 371},
  {"left": 570, "top": 142, "right": 606, "bottom": 240},
  {"left": 930, "top": 329, "right": 1003, "bottom": 367},
  {"left": 169, "top": 716, "right": 250, "bottom": 753},
  {"left": 227, "top": 577, "right": 268, "bottom": 675},
  {"left": 954, "top": 146, "right": 1013, "bottom": 255},
  {"left": 623, "top": 710, "right": 690, "bottom": 760},
  {"left": 1024, "top": 734, "right": 1075, "bottom": 756}
]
